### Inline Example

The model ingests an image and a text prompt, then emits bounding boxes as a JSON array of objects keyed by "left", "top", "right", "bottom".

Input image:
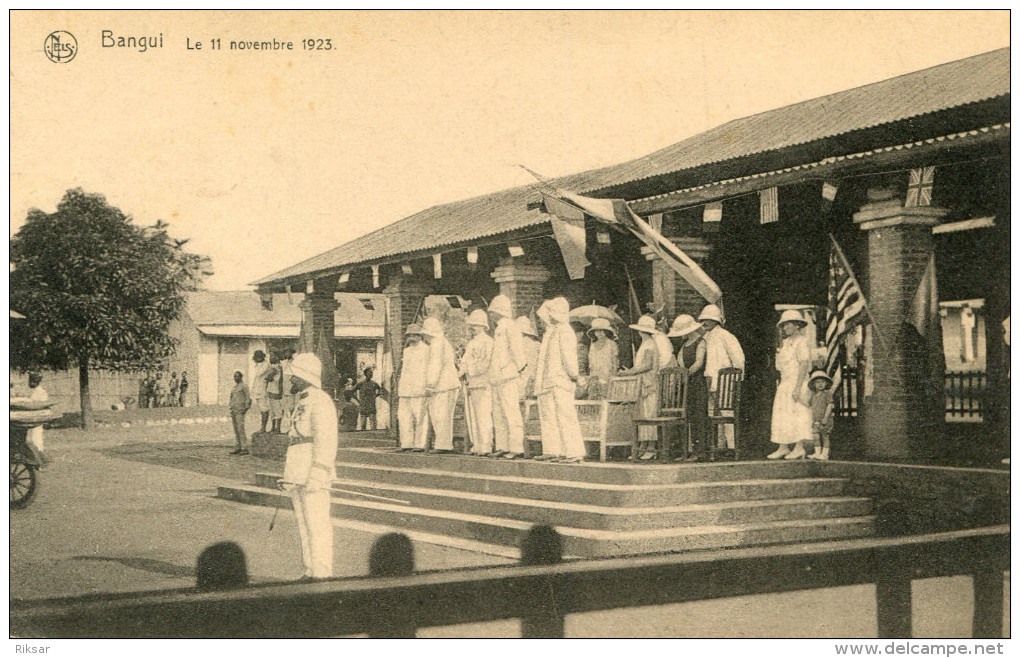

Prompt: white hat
[
  {"left": 547, "top": 297, "right": 570, "bottom": 323},
  {"left": 629, "top": 314, "right": 659, "bottom": 334},
  {"left": 667, "top": 314, "right": 701, "bottom": 338},
  {"left": 489, "top": 295, "right": 512, "bottom": 318},
  {"left": 587, "top": 317, "right": 617, "bottom": 339},
  {"left": 698, "top": 304, "right": 724, "bottom": 325},
  {"left": 467, "top": 309, "right": 489, "bottom": 328},
  {"left": 290, "top": 353, "right": 322, "bottom": 389},
  {"left": 516, "top": 315, "right": 538, "bottom": 338},
  {"left": 421, "top": 316, "right": 445, "bottom": 338},
  {"left": 777, "top": 309, "right": 808, "bottom": 327}
]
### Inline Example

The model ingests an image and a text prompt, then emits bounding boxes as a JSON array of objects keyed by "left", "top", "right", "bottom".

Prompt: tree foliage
[{"left": 10, "top": 188, "right": 211, "bottom": 377}]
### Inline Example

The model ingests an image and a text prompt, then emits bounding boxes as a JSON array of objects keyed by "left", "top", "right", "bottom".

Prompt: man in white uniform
[
  {"left": 249, "top": 350, "right": 270, "bottom": 435},
  {"left": 459, "top": 309, "right": 494, "bottom": 456},
  {"left": 488, "top": 295, "right": 527, "bottom": 459},
  {"left": 699, "top": 304, "right": 746, "bottom": 449},
  {"left": 421, "top": 317, "right": 460, "bottom": 453},
  {"left": 282, "top": 353, "right": 338, "bottom": 580},
  {"left": 534, "top": 298, "right": 586, "bottom": 463},
  {"left": 397, "top": 323, "right": 429, "bottom": 452}
]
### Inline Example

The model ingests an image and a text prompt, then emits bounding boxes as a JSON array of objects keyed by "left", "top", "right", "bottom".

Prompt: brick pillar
[
  {"left": 645, "top": 237, "right": 712, "bottom": 317},
  {"left": 855, "top": 190, "right": 949, "bottom": 460},
  {"left": 299, "top": 277, "right": 340, "bottom": 396},
  {"left": 491, "top": 261, "right": 550, "bottom": 317},
  {"left": 383, "top": 274, "right": 433, "bottom": 437}
]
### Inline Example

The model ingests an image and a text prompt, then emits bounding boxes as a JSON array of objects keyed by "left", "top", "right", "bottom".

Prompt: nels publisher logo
[{"left": 44, "top": 31, "right": 77, "bottom": 63}]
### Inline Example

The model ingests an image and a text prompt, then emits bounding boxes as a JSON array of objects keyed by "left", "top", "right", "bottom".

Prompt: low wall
[{"left": 812, "top": 461, "right": 1010, "bottom": 536}]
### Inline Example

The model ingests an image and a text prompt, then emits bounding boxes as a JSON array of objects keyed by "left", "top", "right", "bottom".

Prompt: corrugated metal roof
[
  {"left": 187, "top": 291, "right": 385, "bottom": 328},
  {"left": 255, "top": 48, "right": 1009, "bottom": 287}
]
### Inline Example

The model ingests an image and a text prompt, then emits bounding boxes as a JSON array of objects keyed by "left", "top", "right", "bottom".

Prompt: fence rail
[
  {"left": 945, "top": 371, "right": 987, "bottom": 420},
  {"left": 10, "top": 526, "right": 1008, "bottom": 639}
]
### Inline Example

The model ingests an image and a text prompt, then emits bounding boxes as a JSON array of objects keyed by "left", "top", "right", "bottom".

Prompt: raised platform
[{"left": 217, "top": 448, "right": 876, "bottom": 558}]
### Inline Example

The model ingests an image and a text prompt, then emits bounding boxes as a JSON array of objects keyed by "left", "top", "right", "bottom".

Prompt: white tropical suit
[
  {"left": 459, "top": 332, "right": 494, "bottom": 454},
  {"left": 535, "top": 308, "right": 586, "bottom": 459},
  {"left": 703, "top": 326, "right": 745, "bottom": 448},
  {"left": 490, "top": 316, "right": 527, "bottom": 454},
  {"left": 425, "top": 334, "right": 460, "bottom": 451},
  {"left": 397, "top": 341, "right": 430, "bottom": 449}
]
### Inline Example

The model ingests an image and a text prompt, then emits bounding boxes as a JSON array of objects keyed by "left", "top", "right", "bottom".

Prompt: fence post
[
  {"left": 876, "top": 566, "right": 912, "bottom": 638},
  {"left": 520, "top": 525, "right": 565, "bottom": 638},
  {"left": 972, "top": 569, "right": 1003, "bottom": 639},
  {"left": 367, "top": 533, "right": 417, "bottom": 638}
]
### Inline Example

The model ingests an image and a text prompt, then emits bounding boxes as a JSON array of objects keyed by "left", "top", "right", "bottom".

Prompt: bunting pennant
[
  {"left": 467, "top": 246, "right": 479, "bottom": 264},
  {"left": 371, "top": 265, "right": 380, "bottom": 289},
  {"left": 703, "top": 202, "right": 722, "bottom": 223},
  {"left": 537, "top": 185, "right": 722, "bottom": 303},
  {"left": 822, "top": 181, "right": 839, "bottom": 202},
  {"left": 433, "top": 253, "right": 442, "bottom": 279},
  {"left": 596, "top": 230, "right": 612, "bottom": 244},
  {"left": 905, "top": 166, "right": 935, "bottom": 207},
  {"left": 306, "top": 279, "right": 314, "bottom": 294},
  {"left": 543, "top": 193, "right": 590, "bottom": 279},
  {"left": 401, "top": 263, "right": 413, "bottom": 275},
  {"left": 508, "top": 243, "right": 524, "bottom": 258},
  {"left": 337, "top": 272, "right": 350, "bottom": 285},
  {"left": 759, "top": 187, "right": 779, "bottom": 224}
]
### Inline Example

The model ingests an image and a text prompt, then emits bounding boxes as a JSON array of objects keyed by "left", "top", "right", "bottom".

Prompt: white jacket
[
  {"left": 397, "top": 341, "right": 429, "bottom": 397},
  {"left": 490, "top": 316, "right": 527, "bottom": 383},
  {"left": 459, "top": 332, "right": 493, "bottom": 389},
  {"left": 535, "top": 323, "right": 580, "bottom": 394},
  {"left": 704, "top": 326, "right": 745, "bottom": 389},
  {"left": 425, "top": 335, "right": 460, "bottom": 393}
]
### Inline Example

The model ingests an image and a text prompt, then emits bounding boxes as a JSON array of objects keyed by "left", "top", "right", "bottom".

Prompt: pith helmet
[
  {"left": 698, "top": 304, "right": 724, "bottom": 325},
  {"left": 667, "top": 314, "right": 701, "bottom": 338},
  {"left": 467, "top": 309, "right": 490, "bottom": 328},
  {"left": 290, "top": 353, "right": 322, "bottom": 389},
  {"left": 421, "top": 316, "right": 445, "bottom": 337},
  {"left": 489, "top": 295, "right": 512, "bottom": 318},
  {"left": 777, "top": 309, "right": 808, "bottom": 327},
  {"left": 629, "top": 314, "right": 659, "bottom": 335}
]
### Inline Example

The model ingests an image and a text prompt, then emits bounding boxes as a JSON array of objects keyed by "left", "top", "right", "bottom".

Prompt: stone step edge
[
  {"left": 261, "top": 467, "right": 844, "bottom": 493},
  {"left": 253, "top": 473, "right": 869, "bottom": 517},
  {"left": 219, "top": 483, "right": 877, "bottom": 541},
  {"left": 92, "top": 416, "right": 231, "bottom": 429}
]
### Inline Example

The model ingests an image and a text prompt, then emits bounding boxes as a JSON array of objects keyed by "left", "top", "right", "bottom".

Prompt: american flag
[{"left": 825, "top": 235, "right": 868, "bottom": 390}]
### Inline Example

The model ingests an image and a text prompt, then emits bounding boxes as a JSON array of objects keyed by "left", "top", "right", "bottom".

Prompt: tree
[{"left": 10, "top": 189, "right": 211, "bottom": 427}]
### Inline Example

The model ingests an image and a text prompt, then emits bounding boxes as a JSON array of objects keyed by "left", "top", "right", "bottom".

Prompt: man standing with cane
[
  {"left": 489, "top": 295, "right": 527, "bottom": 460},
  {"left": 460, "top": 309, "right": 494, "bottom": 456},
  {"left": 280, "top": 353, "right": 338, "bottom": 581}
]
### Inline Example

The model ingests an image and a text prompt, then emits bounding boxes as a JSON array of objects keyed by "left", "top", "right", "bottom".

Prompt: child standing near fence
[{"left": 808, "top": 369, "right": 834, "bottom": 460}]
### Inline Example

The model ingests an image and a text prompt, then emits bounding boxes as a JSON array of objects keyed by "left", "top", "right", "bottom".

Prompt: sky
[{"left": 9, "top": 10, "right": 1010, "bottom": 291}]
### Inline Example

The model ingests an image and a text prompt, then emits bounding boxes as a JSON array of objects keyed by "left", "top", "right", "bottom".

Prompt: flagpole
[{"left": 829, "top": 233, "right": 889, "bottom": 354}]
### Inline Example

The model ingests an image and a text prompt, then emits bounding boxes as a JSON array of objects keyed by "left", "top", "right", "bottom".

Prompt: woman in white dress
[{"left": 768, "top": 310, "right": 814, "bottom": 460}]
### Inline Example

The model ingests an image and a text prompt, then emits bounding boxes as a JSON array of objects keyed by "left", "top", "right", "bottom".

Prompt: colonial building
[{"left": 253, "top": 48, "right": 1009, "bottom": 462}]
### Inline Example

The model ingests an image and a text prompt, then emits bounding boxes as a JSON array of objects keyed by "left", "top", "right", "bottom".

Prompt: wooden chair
[
  {"left": 633, "top": 367, "right": 688, "bottom": 463},
  {"left": 708, "top": 367, "right": 743, "bottom": 461}
]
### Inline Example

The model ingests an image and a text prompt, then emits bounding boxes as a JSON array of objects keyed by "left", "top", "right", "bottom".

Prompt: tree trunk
[{"left": 79, "top": 358, "right": 92, "bottom": 429}]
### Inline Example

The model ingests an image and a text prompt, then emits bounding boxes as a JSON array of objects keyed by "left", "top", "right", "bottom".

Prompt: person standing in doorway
[
  {"left": 699, "top": 304, "right": 745, "bottom": 452},
  {"left": 355, "top": 367, "right": 383, "bottom": 431},
  {"left": 281, "top": 353, "right": 339, "bottom": 580},
  {"left": 228, "top": 371, "right": 252, "bottom": 455},
  {"left": 249, "top": 350, "right": 270, "bottom": 434},
  {"left": 768, "top": 310, "right": 813, "bottom": 460},
  {"left": 178, "top": 371, "right": 190, "bottom": 407},
  {"left": 421, "top": 317, "right": 460, "bottom": 454},
  {"left": 488, "top": 295, "right": 527, "bottom": 460},
  {"left": 534, "top": 298, "right": 586, "bottom": 464},
  {"left": 460, "top": 309, "right": 495, "bottom": 456},
  {"left": 396, "top": 324, "right": 429, "bottom": 452}
]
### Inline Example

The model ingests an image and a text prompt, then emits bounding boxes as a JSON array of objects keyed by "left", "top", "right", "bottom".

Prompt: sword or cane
[{"left": 460, "top": 379, "right": 474, "bottom": 454}]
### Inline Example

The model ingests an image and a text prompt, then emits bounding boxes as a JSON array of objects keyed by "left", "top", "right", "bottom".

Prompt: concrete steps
[{"left": 217, "top": 447, "right": 876, "bottom": 557}]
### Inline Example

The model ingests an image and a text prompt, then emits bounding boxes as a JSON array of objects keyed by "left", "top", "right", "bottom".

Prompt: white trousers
[
  {"left": 291, "top": 485, "right": 333, "bottom": 578},
  {"left": 464, "top": 386, "right": 494, "bottom": 453},
  {"left": 427, "top": 388, "right": 458, "bottom": 451},
  {"left": 538, "top": 388, "right": 586, "bottom": 459},
  {"left": 492, "top": 378, "right": 524, "bottom": 454},
  {"left": 637, "top": 391, "right": 659, "bottom": 442},
  {"left": 27, "top": 425, "right": 45, "bottom": 452},
  {"left": 397, "top": 396, "right": 429, "bottom": 449}
]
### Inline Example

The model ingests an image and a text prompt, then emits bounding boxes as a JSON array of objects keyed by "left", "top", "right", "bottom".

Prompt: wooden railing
[
  {"left": 945, "top": 371, "right": 987, "bottom": 420},
  {"left": 10, "top": 526, "right": 1008, "bottom": 639},
  {"left": 834, "top": 364, "right": 860, "bottom": 418}
]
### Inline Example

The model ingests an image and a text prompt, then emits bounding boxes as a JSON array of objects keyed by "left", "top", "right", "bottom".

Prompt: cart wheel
[{"left": 10, "top": 459, "right": 38, "bottom": 509}]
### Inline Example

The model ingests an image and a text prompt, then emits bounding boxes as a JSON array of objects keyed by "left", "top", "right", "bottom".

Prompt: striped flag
[
  {"left": 759, "top": 187, "right": 779, "bottom": 224},
  {"left": 523, "top": 167, "right": 722, "bottom": 304},
  {"left": 825, "top": 235, "right": 868, "bottom": 390}
]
